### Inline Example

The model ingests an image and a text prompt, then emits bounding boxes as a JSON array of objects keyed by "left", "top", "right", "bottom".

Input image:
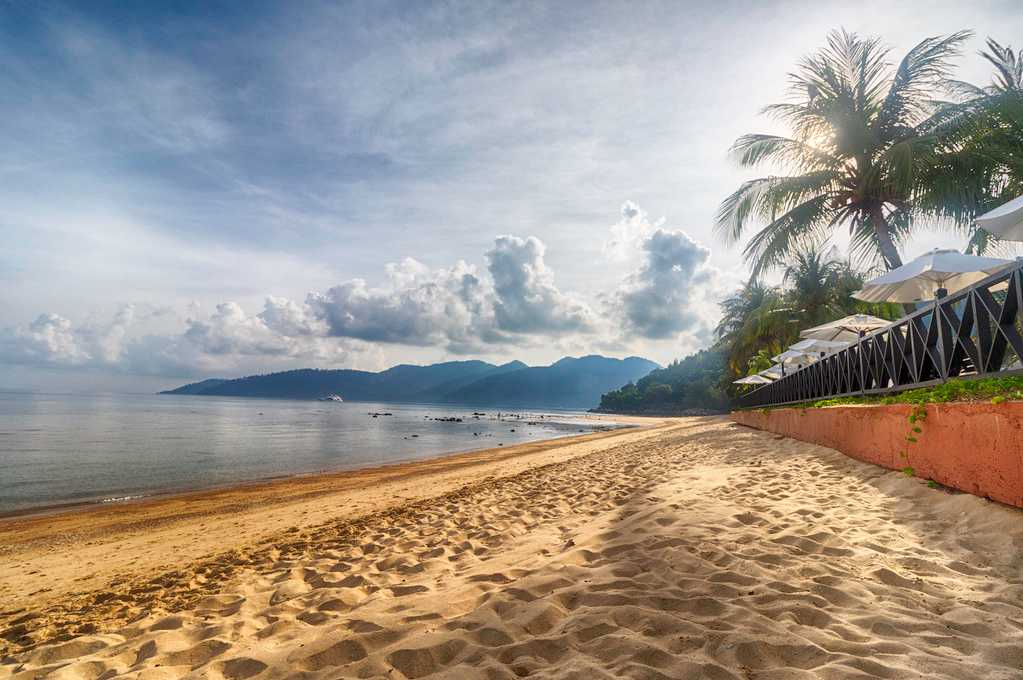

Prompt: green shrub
[{"left": 763, "top": 376, "right": 1023, "bottom": 410}]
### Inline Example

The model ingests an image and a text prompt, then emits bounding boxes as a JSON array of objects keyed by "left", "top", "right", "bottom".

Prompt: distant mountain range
[{"left": 161, "top": 355, "right": 660, "bottom": 410}]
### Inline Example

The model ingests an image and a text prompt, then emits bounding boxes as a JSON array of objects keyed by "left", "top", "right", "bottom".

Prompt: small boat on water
[{"left": 319, "top": 394, "right": 344, "bottom": 402}]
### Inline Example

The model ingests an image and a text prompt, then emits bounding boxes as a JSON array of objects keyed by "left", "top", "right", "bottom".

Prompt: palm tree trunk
[
  {"left": 868, "top": 206, "right": 916, "bottom": 315},
  {"left": 868, "top": 205, "right": 903, "bottom": 270}
]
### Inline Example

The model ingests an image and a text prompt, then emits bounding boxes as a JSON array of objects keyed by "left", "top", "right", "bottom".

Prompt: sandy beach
[{"left": 2, "top": 415, "right": 1022, "bottom": 679}]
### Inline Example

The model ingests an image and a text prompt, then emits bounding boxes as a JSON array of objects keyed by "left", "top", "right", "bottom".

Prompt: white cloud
[
  {"left": 486, "top": 235, "right": 594, "bottom": 334},
  {"left": 308, "top": 259, "right": 492, "bottom": 349},
  {"left": 603, "top": 201, "right": 665, "bottom": 262},
  {"left": 0, "top": 301, "right": 350, "bottom": 378},
  {"left": 1, "top": 232, "right": 607, "bottom": 376},
  {"left": 598, "top": 203, "right": 733, "bottom": 353},
  {"left": 606, "top": 222, "right": 719, "bottom": 341},
  {"left": 1, "top": 204, "right": 731, "bottom": 380},
  {"left": 1, "top": 313, "right": 89, "bottom": 365},
  {"left": 185, "top": 302, "right": 300, "bottom": 357},
  {"left": 88, "top": 304, "right": 136, "bottom": 363},
  {"left": 258, "top": 296, "right": 324, "bottom": 337},
  {"left": 307, "top": 236, "right": 594, "bottom": 352},
  {"left": 0, "top": 306, "right": 138, "bottom": 367}
]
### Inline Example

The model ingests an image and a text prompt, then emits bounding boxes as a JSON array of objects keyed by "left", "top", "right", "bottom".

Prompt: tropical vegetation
[
  {"left": 597, "top": 349, "right": 729, "bottom": 414},
  {"left": 599, "top": 29, "right": 1023, "bottom": 413},
  {"left": 923, "top": 39, "right": 1023, "bottom": 253},
  {"left": 712, "top": 29, "right": 1023, "bottom": 394},
  {"left": 715, "top": 30, "right": 1022, "bottom": 278},
  {"left": 715, "top": 245, "right": 899, "bottom": 381}
]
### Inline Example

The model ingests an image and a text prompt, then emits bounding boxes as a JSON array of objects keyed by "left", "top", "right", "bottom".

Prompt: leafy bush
[{"left": 769, "top": 375, "right": 1023, "bottom": 410}]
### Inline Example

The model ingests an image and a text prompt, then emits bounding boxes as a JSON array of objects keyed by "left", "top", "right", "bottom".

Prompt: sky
[{"left": 2, "top": 0, "right": 1022, "bottom": 393}]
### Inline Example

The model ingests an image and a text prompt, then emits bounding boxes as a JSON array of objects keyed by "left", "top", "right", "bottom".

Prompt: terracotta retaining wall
[{"left": 731, "top": 403, "right": 1023, "bottom": 509}]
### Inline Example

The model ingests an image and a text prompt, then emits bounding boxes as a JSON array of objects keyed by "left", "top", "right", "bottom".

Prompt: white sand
[{"left": 2, "top": 416, "right": 1022, "bottom": 679}]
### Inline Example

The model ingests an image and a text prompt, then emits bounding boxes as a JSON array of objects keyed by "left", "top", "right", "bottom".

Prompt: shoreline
[
  {"left": 0, "top": 415, "right": 653, "bottom": 524},
  {"left": 0, "top": 412, "right": 642, "bottom": 523},
  {"left": 0, "top": 415, "right": 673, "bottom": 628}
]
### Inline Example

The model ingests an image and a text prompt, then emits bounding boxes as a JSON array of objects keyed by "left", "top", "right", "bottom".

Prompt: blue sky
[{"left": 2, "top": 0, "right": 1022, "bottom": 392}]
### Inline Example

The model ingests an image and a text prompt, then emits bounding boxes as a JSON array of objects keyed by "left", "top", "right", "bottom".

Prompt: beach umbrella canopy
[
  {"left": 977, "top": 194, "right": 1023, "bottom": 241},
  {"left": 852, "top": 249, "right": 1014, "bottom": 303},
  {"left": 799, "top": 314, "right": 890, "bottom": 342},
  {"left": 789, "top": 338, "right": 849, "bottom": 354},
  {"left": 733, "top": 374, "right": 773, "bottom": 385},
  {"left": 759, "top": 364, "right": 785, "bottom": 380},
  {"left": 772, "top": 348, "right": 818, "bottom": 365}
]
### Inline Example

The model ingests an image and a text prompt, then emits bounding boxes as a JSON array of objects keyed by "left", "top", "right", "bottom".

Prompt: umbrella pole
[
  {"left": 858, "top": 330, "right": 866, "bottom": 395},
  {"left": 935, "top": 287, "right": 947, "bottom": 381}
]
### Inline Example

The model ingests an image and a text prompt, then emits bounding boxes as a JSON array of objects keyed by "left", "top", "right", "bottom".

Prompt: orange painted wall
[{"left": 732, "top": 403, "right": 1023, "bottom": 509}]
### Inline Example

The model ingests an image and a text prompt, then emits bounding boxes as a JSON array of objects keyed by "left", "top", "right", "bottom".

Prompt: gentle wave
[{"left": 100, "top": 494, "right": 147, "bottom": 504}]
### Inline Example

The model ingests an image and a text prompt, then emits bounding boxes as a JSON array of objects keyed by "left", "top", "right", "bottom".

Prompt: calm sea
[{"left": 0, "top": 393, "right": 614, "bottom": 516}]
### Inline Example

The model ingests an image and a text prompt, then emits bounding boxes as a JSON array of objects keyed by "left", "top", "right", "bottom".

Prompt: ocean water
[{"left": 0, "top": 393, "right": 614, "bottom": 516}]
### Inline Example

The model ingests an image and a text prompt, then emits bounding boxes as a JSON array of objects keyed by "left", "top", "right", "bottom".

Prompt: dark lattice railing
[{"left": 739, "top": 259, "right": 1023, "bottom": 408}]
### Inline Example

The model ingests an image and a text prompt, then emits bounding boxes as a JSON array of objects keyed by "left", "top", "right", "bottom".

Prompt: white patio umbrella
[
  {"left": 852, "top": 249, "right": 1014, "bottom": 303},
  {"left": 799, "top": 314, "right": 891, "bottom": 342},
  {"left": 733, "top": 374, "right": 773, "bottom": 385},
  {"left": 977, "top": 194, "right": 1023, "bottom": 241},
  {"left": 789, "top": 338, "right": 850, "bottom": 354},
  {"left": 759, "top": 364, "right": 786, "bottom": 380},
  {"left": 772, "top": 348, "right": 818, "bottom": 366}
]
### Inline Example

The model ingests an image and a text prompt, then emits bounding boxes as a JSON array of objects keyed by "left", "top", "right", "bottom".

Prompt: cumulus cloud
[
  {"left": 306, "top": 237, "right": 593, "bottom": 352},
  {"left": 1, "top": 209, "right": 728, "bottom": 379},
  {"left": 608, "top": 226, "right": 716, "bottom": 340},
  {"left": 1, "top": 313, "right": 89, "bottom": 365},
  {"left": 92, "top": 305, "right": 136, "bottom": 362},
  {"left": 0, "top": 301, "right": 349, "bottom": 378},
  {"left": 259, "top": 296, "right": 325, "bottom": 337},
  {"left": 486, "top": 236, "right": 594, "bottom": 334},
  {"left": 0, "top": 232, "right": 605, "bottom": 375},
  {"left": 0, "top": 306, "right": 137, "bottom": 367},
  {"left": 141, "top": 300, "right": 349, "bottom": 375},
  {"left": 603, "top": 201, "right": 666, "bottom": 262},
  {"left": 186, "top": 302, "right": 306, "bottom": 357},
  {"left": 308, "top": 258, "right": 498, "bottom": 350}
]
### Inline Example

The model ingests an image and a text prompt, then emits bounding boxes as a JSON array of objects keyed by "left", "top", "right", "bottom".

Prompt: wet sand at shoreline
[
  {"left": 0, "top": 415, "right": 657, "bottom": 623},
  {"left": 2, "top": 416, "right": 1022, "bottom": 679}
]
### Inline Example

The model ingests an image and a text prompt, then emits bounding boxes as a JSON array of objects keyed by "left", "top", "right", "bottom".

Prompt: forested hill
[
  {"left": 596, "top": 349, "right": 730, "bottom": 414},
  {"left": 440, "top": 356, "right": 660, "bottom": 408},
  {"left": 161, "top": 355, "right": 659, "bottom": 410}
]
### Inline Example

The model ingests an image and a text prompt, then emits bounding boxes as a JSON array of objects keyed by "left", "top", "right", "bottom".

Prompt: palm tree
[
  {"left": 908, "top": 36, "right": 1018, "bottom": 251},
  {"left": 922, "top": 38, "right": 1023, "bottom": 253},
  {"left": 982, "top": 39, "right": 1023, "bottom": 92},
  {"left": 715, "top": 279, "right": 773, "bottom": 343},
  {"left": 949, "top": 39, "right": 1023, "bottom": 97},
  {"left": 716, "top": 280, "right": 791, "bottom": 377},
  {"left": 716, "top": 29, "right": 973, "bottom": 279},
  {"left": 783, "top": 246, "right": 904, "bottom": 322},
  {"left": 782, "top": 245, "right": 847, "bottom": 327}
]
